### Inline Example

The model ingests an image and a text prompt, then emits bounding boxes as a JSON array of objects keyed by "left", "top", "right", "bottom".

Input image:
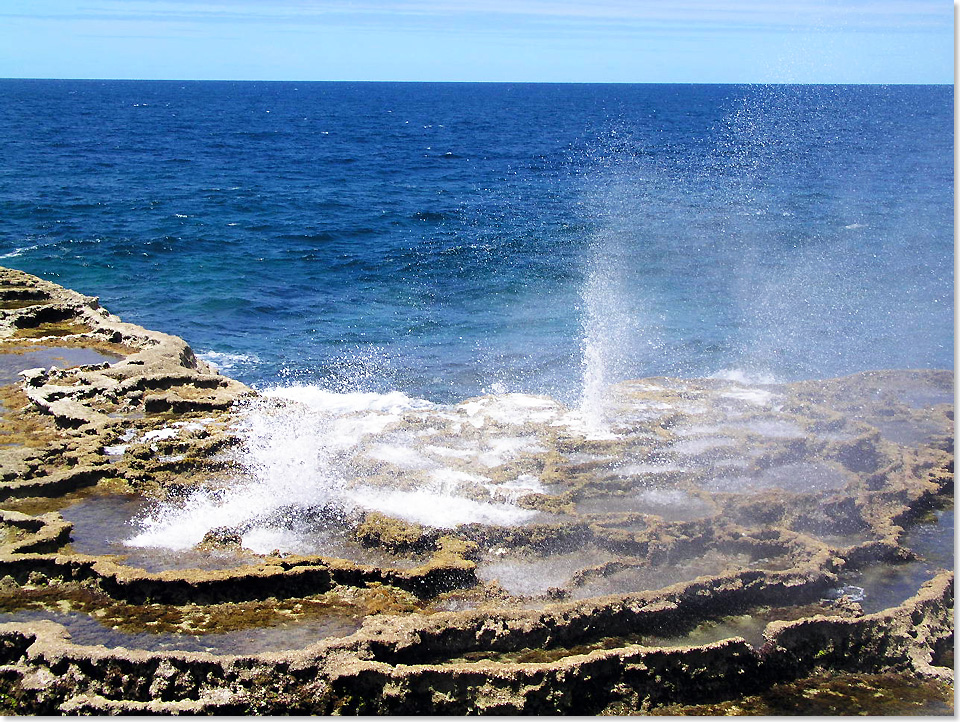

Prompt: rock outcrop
[{"left": 0, "top": 267, "right": 951, "bottom": 714}]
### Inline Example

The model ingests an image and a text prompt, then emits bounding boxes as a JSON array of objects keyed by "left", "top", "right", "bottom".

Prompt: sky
[{"left": 0, "top": 0, "right": 953, "bottom": 83}]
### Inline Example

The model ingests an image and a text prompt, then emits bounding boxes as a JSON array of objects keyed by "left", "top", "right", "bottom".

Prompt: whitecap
[
  {"left": 0, "top": 245, "right": 38, "bottom": 259},
  {"left": 198, "top": 350, "right": 260, "bottom": 372}
]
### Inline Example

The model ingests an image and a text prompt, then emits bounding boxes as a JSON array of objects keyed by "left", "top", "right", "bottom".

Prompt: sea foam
[{"left": 126, "top": 386, "right": 552, "bottom": 551}]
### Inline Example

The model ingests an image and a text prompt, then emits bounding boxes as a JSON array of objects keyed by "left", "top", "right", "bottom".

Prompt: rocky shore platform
[{"left": 0, "top": 266, "right": 952, "bottom": 715}]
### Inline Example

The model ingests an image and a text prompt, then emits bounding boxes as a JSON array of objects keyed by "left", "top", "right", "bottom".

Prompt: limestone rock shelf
[{"left": 0, "top": 267, "right": 951, "bottom": 714}]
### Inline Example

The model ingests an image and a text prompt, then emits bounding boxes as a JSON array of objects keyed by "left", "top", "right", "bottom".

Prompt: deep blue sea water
[{"left": 0, "top": 81, "right": 952, "bottom": 404}]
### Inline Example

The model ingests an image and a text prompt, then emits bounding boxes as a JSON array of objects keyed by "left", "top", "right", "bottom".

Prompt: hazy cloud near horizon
[
  {"left": 0, "top": 0, "right": 952, "bottom": 82},
  {"left": 4, "top": 0, "right": 949, "bottom": 30}
]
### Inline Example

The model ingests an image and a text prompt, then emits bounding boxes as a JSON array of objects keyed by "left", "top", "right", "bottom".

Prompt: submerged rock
[
  {"left": 0, "top": 267, "right": 952, "bottom": 714},
  {"left": 196, "top": 527, "right": 244, "bottom": 552}
]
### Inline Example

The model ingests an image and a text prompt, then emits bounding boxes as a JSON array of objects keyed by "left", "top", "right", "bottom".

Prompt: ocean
[{"left": 0, "top": 80, "right": 953, "bottom": 405}]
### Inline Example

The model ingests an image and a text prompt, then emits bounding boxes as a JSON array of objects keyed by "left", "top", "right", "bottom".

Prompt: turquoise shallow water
[{"left": 0, "top": 81, "right": 952, "bottom": 403}]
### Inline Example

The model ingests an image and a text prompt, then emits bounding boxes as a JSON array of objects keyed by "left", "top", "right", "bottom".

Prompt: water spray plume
[
  {"left": 127, "top": 395, "right": 343, "bottom": 552},
  {"left": 579, "top": 240, "right": 632, "bottom": 433},
  {"left": 577, "top": 144, "right": 660, "bottom": 435}
]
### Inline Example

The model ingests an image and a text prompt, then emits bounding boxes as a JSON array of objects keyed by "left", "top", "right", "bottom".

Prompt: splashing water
[
  {"left": 127, "top": 395, "right": 344, "bottom": 553},
  {"left": 116, "top": 85, "right": 951, "bottom": 558},
  {"left": 125, "top": 387, "right": 556, "bottom": 553},
  {"left": 578, "top": 148, "right": 663, "bottom": 435},
  {"left": 580, "top": 239, "right": 632, "bottom": 434}
]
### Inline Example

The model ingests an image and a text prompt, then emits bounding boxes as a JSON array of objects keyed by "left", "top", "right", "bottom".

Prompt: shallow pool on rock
[
  {"left": 706, "top": 461, "right": 849, "bottom": 494},
  {"left": 60, "top": 494, "right": 261, "bottom": 571},
  {"left": 60, "top": 494, "right": 428, "bottom": 572},
  {"left": 575, "top": 488, "right": 715, "bottom": 521},
  {"left": 834, "top": 510, "right": 954, "bottom": 615},
  {"left": 569, "top": 549, "right": 758, "bottom": 600},
  {"left": 477, "top": 545, "right": 620, "bottom": 597},
  {"left": 0, "top": 346, "right": 121, "bottom": 385},
  {"left": 0, "top": 608, "right": 362, "bottom": 655}
]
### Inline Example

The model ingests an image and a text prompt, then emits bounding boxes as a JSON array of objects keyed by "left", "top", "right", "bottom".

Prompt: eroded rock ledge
[
  {"left": 0, "top": 267, "right": 952, "bottom": 715},
  {"left": 0, "top": 572, "right": 950, "bottom": 715}
]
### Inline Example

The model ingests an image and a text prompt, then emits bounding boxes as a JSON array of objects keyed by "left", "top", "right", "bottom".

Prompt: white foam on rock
[
  {"left": 483, "top": 474, "right": 547, "bottom": 503},
  {"left": 127, "top": 395, "right": 343, "bottom": 551},
  {"left": 142, "top": 427, "right": 179, "bottom": 443},
  {"left": 731, "top": 419, "right": 805, "bottom": 438},
  {"left": 264, "top": 386, "right": 432, "bottom": 415},
  {"left": 710, "top": 369, "right": 780, "bottom": 386},
  {"left": 671, "top": 437, "right": 737, "bottom": 455},
  {"left": 368, "top": 443, "right": 435, "bottom": 470},
  {"left": 720, "top": 387, "right": 776, "bottom": 406},
  {"left": 126, "top": 386, "right": 549, "bottom": 552},
  {"left": 459, "top": 394, "right": 562, "bottom": 426},
  {"left": 476, "top": 436, "right": 545, "bottom": 468},
  {"left": 241, "top": 527, "right": 322, "bottom": 556},
  {"left": 616, "top": 461, "right": 682, "bottom": 475},
  {"left": 675, "top": 424, "right": 725, "bottom": 437},
  {"left": 129, "top": 371, "right": 815, "bottom": 552},
  {"left": 428, "top": 468, "right": 491, "bottom": 493},
  {"left": 551, "top": 409, "right": 619, "bottom": 441},
  {"left": 424, "top": 445, "right": 474, "bottom": 460},
  {"left": 173, "top": 419, "right": 214, "bottom": 432},
  {"left": 349, "top": 485, "right": 536, "bottom": 528}
]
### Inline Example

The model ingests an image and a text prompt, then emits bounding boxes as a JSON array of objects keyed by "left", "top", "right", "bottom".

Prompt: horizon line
[{"left": 0, "top": 77, "right": 952, "bottom": 86}]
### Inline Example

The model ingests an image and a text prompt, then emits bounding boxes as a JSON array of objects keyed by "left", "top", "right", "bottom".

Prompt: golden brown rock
[{"left": 0, "top": 267, "right": 951, "bottom": 714}]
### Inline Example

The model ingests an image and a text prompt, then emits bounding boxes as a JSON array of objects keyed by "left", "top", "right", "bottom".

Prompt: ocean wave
[
  {"left": 0, "top": 244, "right": 38, "bottom": 259},
  {"left": 198, "top": 350, "right": 261, "bottom": 372}
]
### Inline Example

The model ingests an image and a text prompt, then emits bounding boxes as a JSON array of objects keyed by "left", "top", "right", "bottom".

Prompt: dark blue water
[{"left": 0, "top": 81, "right": 952, "bottom": 403}]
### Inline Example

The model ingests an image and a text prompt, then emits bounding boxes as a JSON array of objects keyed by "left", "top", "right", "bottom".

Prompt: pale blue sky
[{"left": 0, "top": 0, "right": 953, "bottom": 83}]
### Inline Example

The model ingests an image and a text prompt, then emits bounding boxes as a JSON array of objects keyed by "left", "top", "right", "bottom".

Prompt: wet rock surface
[{"left": 0, "top": 267, "right": 952, "bottom": 714}]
